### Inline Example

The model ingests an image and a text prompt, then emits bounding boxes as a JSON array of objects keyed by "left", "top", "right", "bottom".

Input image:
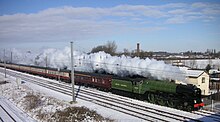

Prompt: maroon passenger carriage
[{"left": 0, "top": 63, "right": 112, "bottom": 91}]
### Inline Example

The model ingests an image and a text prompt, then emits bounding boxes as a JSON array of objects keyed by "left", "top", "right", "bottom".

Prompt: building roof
[{"left": 186, "top": 70, "right": 205, "bottom": 78}]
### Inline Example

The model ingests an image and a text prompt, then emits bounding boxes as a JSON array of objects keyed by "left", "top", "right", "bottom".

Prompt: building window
[{"left": 202, "top": 77, "right": 205, "bottom": 83}]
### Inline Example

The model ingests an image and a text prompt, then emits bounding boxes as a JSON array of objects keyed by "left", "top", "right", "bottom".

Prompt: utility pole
[
  {"left": 45, "top": 55, "right": 47, "bottom": 76},
  {"left": 4, "top": 49, "right": 6, "bottom": 78},
  {"left": 45, "top": 56, "right": 48, "bottom": 68},
  {"left": 71, "top": 42, "right": 76, "bottom": 102},
  {"left": 58, "top": 68, "right": 60, "bottom": 82},
  {"left": 10, "top": 51, "right": 12, "bottom": 63},
  {"left": 211, "top": 92, "right": 214, "bottom": 111}
]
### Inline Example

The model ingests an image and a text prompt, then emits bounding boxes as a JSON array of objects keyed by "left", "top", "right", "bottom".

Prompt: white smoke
[
  {"left": 0, "top": 48, "right": 37, "bottom": 65},
  {"left": 10, "top": 47, "right": 186, "bottom": 81}
]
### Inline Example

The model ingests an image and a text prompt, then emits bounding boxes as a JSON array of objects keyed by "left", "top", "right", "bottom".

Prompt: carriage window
[{"left": 202, "top": 77, "right": 205, "bottom": 83}]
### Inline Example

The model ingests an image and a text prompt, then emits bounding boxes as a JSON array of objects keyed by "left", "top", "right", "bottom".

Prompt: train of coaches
[{"left": 0, "top": 62, "right": 204, "bottom": 111}]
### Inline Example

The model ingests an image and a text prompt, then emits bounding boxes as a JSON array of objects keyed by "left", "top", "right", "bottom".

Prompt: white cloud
[
  {"left": 166, "top": 15, "right": 187, "bottom": 24},
  {"left": 191, "top": 2, "right": 208, "bottom": 8},
  {"left": 165, "top": 2, "right": 220, "bottom": 24},
  {"left": 160, "top": 3, "right": 187, "bottom": 8},
  {"left": 0, "top": 2, "right": 220, "bottom": 46},
  {"left": 168, "top": 9, "right": 188, "bottom": 15}
]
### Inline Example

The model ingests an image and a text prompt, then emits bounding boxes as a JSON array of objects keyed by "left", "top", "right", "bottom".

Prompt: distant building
[
  {"left": 209, "top": 70, "right": 220, "bottom": 92},
  {"left": 172, "top": 60, "right": 184, "bottom": 67},
  {"left": 136, "top": 43, "right": 140, "bottom": 57},
  {"left": 209, "top": 69, "right": 220, "bottom": 75}
]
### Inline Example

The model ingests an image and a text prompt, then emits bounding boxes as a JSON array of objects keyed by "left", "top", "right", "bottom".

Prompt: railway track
[
  {"left": 192, "top": 110, "right": 220, "bottom": 121},
  {"left": 0, "top": 96, "right": 36, "bottom": 122},
  {"left": 0, "top": 68, "right": 219, "bottom": 122},
  {"left": 0, "top": 104, "right": 16, "bottom": 122},
  {"left": 199, "top": 109, "right": 220, "bottom": 116}
]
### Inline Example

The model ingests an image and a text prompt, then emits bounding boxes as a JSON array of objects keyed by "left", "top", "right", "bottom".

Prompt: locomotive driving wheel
[
  {"left": 167, "top": 99, "right": 175, "bottom": 108},
  {"left": 156, "top": 96, "right": 166, "bottom": 106},
  {"left": 148, "top": 93, "right": 156, "bottom": 103}
]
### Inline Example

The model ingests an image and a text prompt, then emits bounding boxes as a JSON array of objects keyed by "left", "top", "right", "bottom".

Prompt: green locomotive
[{"left": 111, "top": 78, "right": 204, "bottom": 111}]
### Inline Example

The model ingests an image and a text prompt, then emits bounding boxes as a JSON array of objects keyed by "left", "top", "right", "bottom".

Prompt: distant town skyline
[{"left": 0, "top": 0, "right": 220, "bottom": 53}]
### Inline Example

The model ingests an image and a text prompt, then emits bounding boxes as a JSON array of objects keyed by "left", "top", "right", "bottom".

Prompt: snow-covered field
[{"left": 180, "top": 59, "right": 220, "bottom": 69}]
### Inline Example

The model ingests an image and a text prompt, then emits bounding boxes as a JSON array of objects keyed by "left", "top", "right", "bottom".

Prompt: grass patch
[
  {"left": 50, "top": 106, "right": 114, "bottom": 122},
  {"left": 23, "top": 94, "right": 41, "bottom": 111}
]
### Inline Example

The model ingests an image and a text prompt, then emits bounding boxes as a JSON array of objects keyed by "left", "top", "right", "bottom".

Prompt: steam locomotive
[{"left": 0, "top": 62, "right": 204, "bottom": 111}]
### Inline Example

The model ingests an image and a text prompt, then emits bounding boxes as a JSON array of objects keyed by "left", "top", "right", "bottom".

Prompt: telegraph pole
[
  {"left": 45, "top": 55, "right": 48, "bottom": 77},
  {"left": 58, "top": 68, "right": 60, "bottom": 82},
  {"left": 71, "top": 42, "right": 76, "bottom": 102},
  {"left": 45, "top": 56, "right": 48, "bottom": 68},
  {"left": 10, "top": 51, "right": 12, "bottom": 63},
  {"left": 4, "top": 49, "right": 6, "bottom": 78}
]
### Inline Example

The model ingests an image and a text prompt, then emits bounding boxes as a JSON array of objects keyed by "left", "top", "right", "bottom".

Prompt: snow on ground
[
  {"left": 204, "top": 102, "right": 220, "bottom": 113},
  {"left": 0, "top": 72, "right": 145, "bottom": 122},
  {"left": 182, "top": 59, "right": 220, "bottom": 69}
]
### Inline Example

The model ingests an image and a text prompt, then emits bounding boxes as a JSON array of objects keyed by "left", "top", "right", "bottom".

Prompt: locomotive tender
[{"left": 0, "top": 62, "right": 204, "bottom": 111}]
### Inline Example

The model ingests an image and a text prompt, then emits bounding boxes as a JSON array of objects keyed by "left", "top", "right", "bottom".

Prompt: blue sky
[{"left": 0, "top": 0, "right": 220, "bottom": 53}]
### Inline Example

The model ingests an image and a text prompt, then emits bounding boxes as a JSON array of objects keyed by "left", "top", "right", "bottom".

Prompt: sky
[{"left": 0, "top": 0, "right": 220, "bottom": 53}]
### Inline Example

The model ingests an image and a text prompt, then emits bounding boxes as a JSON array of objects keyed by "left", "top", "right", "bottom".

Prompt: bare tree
[
  {"left": 123, "top": 48, "right": 130, "bottom": 56},
  {"left": 189, "top": 59, "right": 197, "bottom": 69},
  {"left": 106, "top": 41, "right": 117, "bottom": 55},
  {"left": 90, "top": 41, "right": 117, "bottom": 55}
]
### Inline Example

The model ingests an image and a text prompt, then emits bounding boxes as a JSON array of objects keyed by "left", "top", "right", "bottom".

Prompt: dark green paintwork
[
  {"left": 112, "top": 79, "right": 133, "bottom": 92},
  {"left": 112, "top": 78, "right": 177, "bottom": 94},
  {"left": 141, "top": 80, "right": 177, "bottom": 94}
]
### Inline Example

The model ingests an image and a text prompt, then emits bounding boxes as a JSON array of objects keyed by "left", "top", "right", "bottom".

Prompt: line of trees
[
  {"left": 90, "top": 41, "right": 220, "bottom": 59},
  {"left": 90, "top": 41, "right": 153, "bottom": 58}
]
